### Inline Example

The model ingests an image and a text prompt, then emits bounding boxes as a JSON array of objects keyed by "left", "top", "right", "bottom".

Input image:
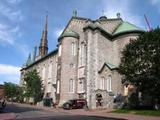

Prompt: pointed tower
[
  {"left": 39, "top": 15, "right": 48, "bottom": 57},
  {"left": 26, "top": 53, "right": 32, "bottom": 66},
  {"left": 33, "top": 45, "right": 37, "bottom": 62}
]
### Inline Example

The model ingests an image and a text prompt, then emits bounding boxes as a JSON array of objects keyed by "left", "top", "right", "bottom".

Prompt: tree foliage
[
  {"left": 4, "top": 82, "right": 23, "bottom": 102},
  {"left": 119, "top": 28, "right": 160, "bottom": 105},
  {"left": 23, "top": 69, "right": 43, "bottom": 103}
]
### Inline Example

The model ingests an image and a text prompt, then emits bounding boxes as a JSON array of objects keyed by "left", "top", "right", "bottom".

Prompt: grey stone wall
[
  {"left": 20, "top": 17, "right": 142, "bottom": 109},
  {"left": 59, "top": 37, "right": 79, "bottom": 105},
  {"left": 113, "top": 33, "right": 140, "bottom": 66},
  {"left": 20, "top": 53, "right": 58, "bottom": 103}
]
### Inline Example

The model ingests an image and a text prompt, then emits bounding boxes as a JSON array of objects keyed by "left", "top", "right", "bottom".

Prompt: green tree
[
  {"left": 23, "top": 69, "right": 43, "bottom": 104},
  {"left": 119, "top": 28, "right": 160, "bottom": 107},
  {"left": 16, "top": 86, "right": 24, "bottom": 103},
  {"left": 4, "top": 82, "right": 23, "bottom": 102}
]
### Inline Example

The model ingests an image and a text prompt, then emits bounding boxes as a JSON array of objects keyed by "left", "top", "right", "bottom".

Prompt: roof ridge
[
  {"left": 22, "top": 49, "right": 58, "bottom": 70},
  {"left": 98, "top": 62, "right": 118, "bottom": 73},
  {"left": 112, "top": 21, "right": 123, "bottom": 34},
  {"left": 123, "top": 21, "right": 143, "bottom": 30},
  {"left": 72, "top": 16, "right": 91, "bottom": 21}
]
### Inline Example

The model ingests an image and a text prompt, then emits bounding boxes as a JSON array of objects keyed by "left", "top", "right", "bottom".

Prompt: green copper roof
[
  {"left": 106, "top": 62, "right": 117, "bottom": 70},
  {"left": 98, "top": 62, "right": 118, "bottom": 73},
  {"left": 59, "top": 30, "right": 79, "bottom": 40},
  {"left": 113, "top": 22, "right": 144, "bottom": 35}
]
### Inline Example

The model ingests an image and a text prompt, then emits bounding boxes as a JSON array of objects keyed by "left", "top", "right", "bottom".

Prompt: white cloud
[
  {"left": 0, "top": 0, "right": 23, "bottom": 45},
  {"left": 0, "top": 5, "right": 23, "bottom": 22},
  {"left": 0, "top": 1, "right": 27, "bottom": 60},
  {"left": 0, "top": 64, "right": 20, "bottom": 75},
  {"left": 0, "top": 23, "right": 21, "bottom": 45},
  {"left": 102, "top": 0, "right": 144, "bottom": 29},
  {"left": 0, "top": 64, "right": 20, "bottom": 84},
  {"left": 1, "top": 23, "right": 30, "bottom": 57}
]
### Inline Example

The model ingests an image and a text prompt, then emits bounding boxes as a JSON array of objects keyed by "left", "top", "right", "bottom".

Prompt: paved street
[
  {"left": 0, "top": 102, "right": 125, "bottom": 120},
  {"left": 0, "top": 102, "right": 160, "bottom": 120}
]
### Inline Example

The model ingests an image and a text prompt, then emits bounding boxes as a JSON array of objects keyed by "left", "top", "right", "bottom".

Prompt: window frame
[
  {"left": 69, "top": 79, "right": 74, "bottom": 93},
  {"left": 71, "top": 42, "right": 76, "bottom": 56},
  {"left": 107, "top": 75, "right": 112, "bottom": 91}
]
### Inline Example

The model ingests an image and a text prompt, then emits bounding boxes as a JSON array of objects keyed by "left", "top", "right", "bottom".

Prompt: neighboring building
[{"left": 20, "top": 13, "right": 144, "bottom": 109}]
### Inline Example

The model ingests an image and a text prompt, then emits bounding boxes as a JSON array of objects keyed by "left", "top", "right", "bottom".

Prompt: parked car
[{"left": 63, "top": 99, "right": 86, "bottom": 110}]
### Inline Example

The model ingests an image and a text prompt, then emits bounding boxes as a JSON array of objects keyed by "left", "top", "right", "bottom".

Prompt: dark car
[{"left": 63, "top": 99, "right": 86, "bottom": 109}]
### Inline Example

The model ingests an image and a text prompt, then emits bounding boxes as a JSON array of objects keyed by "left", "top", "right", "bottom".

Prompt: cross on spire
[
  {"left": 73, "top": 10, "right": 77, "bottom": 17},
  {"left": 102, "top": 10, "right": 105, "bottom": 16}
]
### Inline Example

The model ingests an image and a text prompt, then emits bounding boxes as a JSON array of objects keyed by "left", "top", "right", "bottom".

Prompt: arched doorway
[{"left": 96, "top": 93, "right": 103, "bottom": 107}]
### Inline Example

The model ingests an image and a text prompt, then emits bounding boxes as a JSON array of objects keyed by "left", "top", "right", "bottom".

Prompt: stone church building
[{"left": 20, "top": 13, "right": 144, "bottom": 109}]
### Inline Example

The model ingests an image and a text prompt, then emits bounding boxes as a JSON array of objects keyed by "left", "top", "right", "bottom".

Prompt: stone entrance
[{"left": 96, "top": 93, "right": 103, "bottom": 107}]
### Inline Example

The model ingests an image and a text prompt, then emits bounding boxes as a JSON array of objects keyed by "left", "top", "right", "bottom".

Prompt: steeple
[
  {"left": 33, "top": 45, "right": 37, "bottom": 62},
  {"left": 26, "top": 53, "right": 32, "bottom": 66},
  {"left": 39, "top": 15, "right": 48, "bottom": 57}
]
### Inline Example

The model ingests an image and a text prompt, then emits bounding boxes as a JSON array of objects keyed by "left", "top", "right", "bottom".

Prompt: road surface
[{"left": 0, "top": 102, "right": 125, "bottom": 120}]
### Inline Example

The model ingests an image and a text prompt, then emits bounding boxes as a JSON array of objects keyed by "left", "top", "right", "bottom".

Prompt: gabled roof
[
  {"left": 58, "top": 16, "right": 90, "bottom": 38},
  {"left": 84, "top": 22, "right": 145, "bottom": 39},
  {"left": 113, "top": 22, "right": 144, "bottom": 35},
  {"left": 98, "top": 62, "right": 118, "bottom": 73},
  {"left": 58, "top": 16, "right": 145, "bottom": 41}
]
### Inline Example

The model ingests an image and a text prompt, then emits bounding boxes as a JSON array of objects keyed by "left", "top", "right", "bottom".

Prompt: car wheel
[{"left": 66, "top": 103, "right": 71, "bottom": 110}]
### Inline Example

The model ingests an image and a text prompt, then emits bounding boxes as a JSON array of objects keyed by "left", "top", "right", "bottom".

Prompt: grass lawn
[{"left": 112, "top": 109, "right": 160, "bottom": 116}]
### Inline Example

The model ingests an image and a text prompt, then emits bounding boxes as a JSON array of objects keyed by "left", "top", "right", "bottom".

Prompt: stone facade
[{"left": 20, "top": 15, "right": 144, "bottom": 109}]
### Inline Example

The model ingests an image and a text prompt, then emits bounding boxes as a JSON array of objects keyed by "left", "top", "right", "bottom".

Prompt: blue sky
[{"left": 0, "top": 0, "right": 159, "bottom": 84}]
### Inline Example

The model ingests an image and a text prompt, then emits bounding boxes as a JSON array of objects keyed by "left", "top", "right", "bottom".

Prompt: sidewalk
[{"left": 1, "top": 103, "right": 160, "bottom": 120}]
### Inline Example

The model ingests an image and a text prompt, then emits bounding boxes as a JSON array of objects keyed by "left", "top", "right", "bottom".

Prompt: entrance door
[{"left": 96, "top": 93, "right": 103, "bottom": 107}]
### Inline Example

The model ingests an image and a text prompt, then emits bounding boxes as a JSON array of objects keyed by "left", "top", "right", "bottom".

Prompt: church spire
[
  {"left": 33, "top": 45, "right": 37, "bottom": 62},
  {"left": 26, "top": 53, "right": 32, "bottom": 66},
  {"left": 45, "top": 15, "right": 48, "bottom": 32},
  {"left": 39, "top": 15, "right": 48, "bottom": 57}
]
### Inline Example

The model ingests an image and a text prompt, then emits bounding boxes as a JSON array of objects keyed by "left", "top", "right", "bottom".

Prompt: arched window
[
  {"left": 79, "top": 43, "right": 85, "bottom": 66},
  {"left": 69, "top": 79, "right": 74, "bottom": 93},
  {"left": 71, "top": 42, "right": 76, "bottom": 56},
  {"left": 99, "top": 77, "right": 105, "bottom": 90},
  {"left": 58, "top": 44, "right": 62, "bottom": 56},
  {"left": 107, "top": 75, "right": 112, "bottom": 91},
  {"left": 78, "top": 78, "right": 84, "bottom": 92},
  {"left": 57, "top": 80, "right": 60, "bottom": 94},
  {"left": 48, "top": 63, "right": 52, "bottom": 79},
  {"left": 42, "top": 66, "right": 46, "bottom": 80}
]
